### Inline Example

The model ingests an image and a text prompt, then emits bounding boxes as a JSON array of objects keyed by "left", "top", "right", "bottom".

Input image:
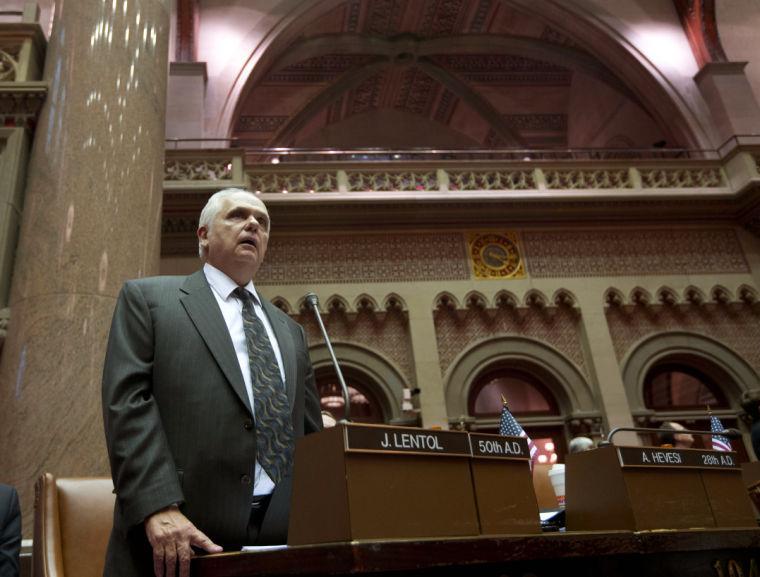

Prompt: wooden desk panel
[{"left": 192, "top": 528, "right": 760, "bottom": 577}]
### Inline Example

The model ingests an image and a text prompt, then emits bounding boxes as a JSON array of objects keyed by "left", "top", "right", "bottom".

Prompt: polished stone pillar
[{"left": 0, "top": 0, "right": 169, "bottom": 534}]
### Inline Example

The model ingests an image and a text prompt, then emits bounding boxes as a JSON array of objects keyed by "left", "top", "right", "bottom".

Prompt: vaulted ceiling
[{"left": 230, "top": 0, "right": 672, "bottom": 150}]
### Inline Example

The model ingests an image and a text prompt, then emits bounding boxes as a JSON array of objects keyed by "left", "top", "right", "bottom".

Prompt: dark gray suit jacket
[
  {"left": 0, "top": 484, "right": 20, "bottom": 577},
  {"left": 102, "top": 270, "right": 322, "bottom": 576}
]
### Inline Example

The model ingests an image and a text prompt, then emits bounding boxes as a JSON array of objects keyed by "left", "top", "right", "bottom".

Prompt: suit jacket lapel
[
  {"left": 179, "top": 270, "right": 253, "bottom": 416},
  {"left": 262, "top": 299, "right": 297, "bottom": 409}
]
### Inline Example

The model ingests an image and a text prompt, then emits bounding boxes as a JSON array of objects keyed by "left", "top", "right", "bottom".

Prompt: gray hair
[
  {"left": 568, "top": 436, "right": 594, "bottom": 453},
  {"left": 197, "top": 188, "right": 262, "bottom": 258}
]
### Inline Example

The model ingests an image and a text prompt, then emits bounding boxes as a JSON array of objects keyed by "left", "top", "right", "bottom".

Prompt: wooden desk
[{"left": 192, "top": 528, "right": 760, "bottom": 577}]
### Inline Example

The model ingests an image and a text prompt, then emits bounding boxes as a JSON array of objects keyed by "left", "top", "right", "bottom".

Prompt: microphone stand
[
  {"left": 304, "top": 292, "right": 351, "bottom": 423},
  {"left": 600, "top": 426, "right": 741, "bottom": 447}
]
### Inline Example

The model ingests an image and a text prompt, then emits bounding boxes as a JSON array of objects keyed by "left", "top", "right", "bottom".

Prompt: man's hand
[{"left": 144, "top": 505, "right": 223, "bottom": 577}]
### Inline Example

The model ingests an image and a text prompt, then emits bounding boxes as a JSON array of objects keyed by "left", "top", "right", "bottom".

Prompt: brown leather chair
[{"left": 33, "top": 473, "right": 114, "bottom": 577}]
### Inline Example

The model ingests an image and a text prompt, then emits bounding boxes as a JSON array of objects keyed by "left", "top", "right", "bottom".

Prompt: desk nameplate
[
  {"left": 617, "top": 447, "right": 740, "bottom": 470},
  {"left": 469, "top": 433, "right": 530, "bottom": 460},
  {"left": 343, "top": 424, "right": 471, "bottom": 456}
]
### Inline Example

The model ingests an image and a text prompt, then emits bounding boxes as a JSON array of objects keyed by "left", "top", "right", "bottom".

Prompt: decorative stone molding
[
  {"left": 605, "top": 284, "right": 759, "bottom": 309},
  {"left": 249, "top": 171, "right": 337, "bottom": 193},
  {"left": 164, "top": 159, "right": 232, "bottom": 181},
  {"left": 0, "top": 84, "right": 47, "bottom": 129},
  {"left": 545, "top": 168, "right": 631, "bottom": 189},
  {"left": 255, "top": 233, "right": 470, "bottom": 285},
  {"left": 346, "top": 170, "right": 438, "bottom": 192},
  {"left": 448, "top": 170, "right": 534, "bottom": 190},
  {"left": 639, "top": 168, "right": 723, "bottom": 188},
  {"left": 523, "top": 228, "right": 748, "bottom": 278}
]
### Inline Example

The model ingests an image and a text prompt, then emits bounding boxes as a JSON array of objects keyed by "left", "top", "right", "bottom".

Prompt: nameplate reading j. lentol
[
  {"left": 344, "top": 425, "right": 471, "bottom": 456},
  {"left": 469, "top": 433, "right": 530, "bottom": 460},
  {"left": 617, "top": 447, "right": 740, "bottom": 470}
]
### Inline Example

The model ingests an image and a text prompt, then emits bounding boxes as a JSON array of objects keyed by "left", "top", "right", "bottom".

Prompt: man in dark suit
[
  {"left": 0, "top": 484, "right": 21, "bottom": 577},
  {"left": 102, "top": 188, "right": 322, "bottom": 577}
]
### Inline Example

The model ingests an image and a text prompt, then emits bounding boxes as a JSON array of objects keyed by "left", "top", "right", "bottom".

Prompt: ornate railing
[{"left": 163, "top": 141, "right": 760, "bottom": 199}]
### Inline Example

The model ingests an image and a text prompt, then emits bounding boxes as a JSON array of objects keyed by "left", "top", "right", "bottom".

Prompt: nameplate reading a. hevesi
[
  {"left": 344, "top": 424, "right": 471, "bottom": 456},
  {"left": 469, "top": 433, "right": 530, "bottom": 460},
  {"left": 617, "top": 447, "right": 740, "bottom": 470}
]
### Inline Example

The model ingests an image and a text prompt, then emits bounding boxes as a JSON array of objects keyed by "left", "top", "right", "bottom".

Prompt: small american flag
[
  {"left": 710, "top": 415, "right": 732, "bottom": 452},
  {"left": 499, "top": 402, "right": 537, "bottom": 459}
]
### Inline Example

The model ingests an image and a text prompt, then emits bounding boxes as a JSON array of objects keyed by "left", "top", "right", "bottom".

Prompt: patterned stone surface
[
  {"left": 295, "top": 308, "right": 416, "bottom": 386},
  {"left": 257, "top": 233, "right": 470, "bottom": 284},
  {"left": 522, "top": 229, "right": 749, "bottom": 278},
  {"left": 606, "top": 304, "right": 760, "bottom": 375},
  {"left": 434, "top": 306, "right": 587, "bottom": 377}
]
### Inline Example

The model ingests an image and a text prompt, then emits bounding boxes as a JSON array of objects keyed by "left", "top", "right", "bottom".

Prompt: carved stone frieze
[
  {"left": 255, "top": 232, "right": 470, "bottom": 285},
  {"left": 434, "top": 305, "right": 588, "bottom": 377},
  {"left": 0, "top": 85, "right": 46, "bottom": 129},
  {"left": 448, "top": 170, "right": 534, "bottom": 190},
  {"left": 545, "top": 169, "right": 631, "bottom": 189},
  {"left": 295, "top": 307, "right": 416, "bottom": 386},
  {"left": 523, "top": 228, "right": 748, "bottom": 277},
  {"left": 639, "top": 168, "right": 723, "bottom": 188},
  {"left": 347, "top": 170, "right": 438, "bottom": 191},
  {"left": 606, "top": 302, "right": 760, "bottom": 375},
  {"left": 249, "top": 172, "right": 337, "bottom": 194},
  {"left": 235, "top": 116, "right": 288, "bottom": 133},
  {"left": 164, "top": 159, "right": 232, "bottom": 181}
]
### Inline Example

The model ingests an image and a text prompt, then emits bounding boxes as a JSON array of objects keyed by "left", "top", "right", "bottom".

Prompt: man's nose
[{"left": 244, "top": 215, "right": 259, "bottom": 229}]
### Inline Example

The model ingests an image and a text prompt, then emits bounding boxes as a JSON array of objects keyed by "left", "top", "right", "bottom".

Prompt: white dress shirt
[{"left": 203, "top": 263, "right": 286, "bottom": 496}]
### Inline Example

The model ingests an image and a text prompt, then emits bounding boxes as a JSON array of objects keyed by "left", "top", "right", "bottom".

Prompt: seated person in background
[
  {"left": 568, "top": 436, "right": 594, "bottom": 453},
  {"left": 657, "top": 421, "right": 694, "bottom": 449},
  {"left": 0, "top": 483, "right": 21, "bottom": 577}
]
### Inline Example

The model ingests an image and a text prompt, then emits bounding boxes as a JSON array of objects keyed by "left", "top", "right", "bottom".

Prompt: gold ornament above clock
[{"left": 468, "top": 232, "right": 526, "bottom": 280}]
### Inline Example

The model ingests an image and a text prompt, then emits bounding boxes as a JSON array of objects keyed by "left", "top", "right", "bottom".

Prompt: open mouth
[{"left": 240, "top": 238, "right": 257, "bottom": 248}]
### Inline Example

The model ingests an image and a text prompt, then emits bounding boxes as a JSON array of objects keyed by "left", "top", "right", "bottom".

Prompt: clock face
[{"left": 468, "top": 233, "right": 525, "bottom": 279}]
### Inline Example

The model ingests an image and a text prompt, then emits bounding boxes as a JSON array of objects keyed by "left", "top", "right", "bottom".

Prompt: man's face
[{"left": 198, "top": 193, "right": 270, "bottom": 283}]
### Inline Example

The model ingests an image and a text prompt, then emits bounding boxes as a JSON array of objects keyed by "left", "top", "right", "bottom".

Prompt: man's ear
[{"left": 197, "top": 226, "right": 209, "bottom": 248}]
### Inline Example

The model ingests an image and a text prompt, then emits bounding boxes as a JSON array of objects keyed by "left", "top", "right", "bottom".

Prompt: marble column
[
  {"left": 405, "top": 294, "right": 449, "bottom": 429},
  {"left": 0, "top": 0, "right": 169, "bottom": 535},
  {"left": 575, "top": 289, "right": 638, "bottom": 446},
  {"left": 694, "top": 62, "right": 760, "bottom": 145}
]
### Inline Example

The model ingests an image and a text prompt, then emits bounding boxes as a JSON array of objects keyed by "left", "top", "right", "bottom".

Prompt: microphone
[
  {"left": 600, "top": 426, "right": 741, "bottom": 447},
  {"left": 304, "top": 292, "right": 351, "bottom": 423}
]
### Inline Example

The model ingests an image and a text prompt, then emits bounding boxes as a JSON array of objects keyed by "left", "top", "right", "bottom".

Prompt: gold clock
[{"left": 468, "top": 232, "right": 525, "bottom": 279}]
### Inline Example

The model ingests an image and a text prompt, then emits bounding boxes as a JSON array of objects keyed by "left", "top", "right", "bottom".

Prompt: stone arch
[
  {"left": 383, "top": 292, "right": 407, "bottom": 312},
  {"left": 523, "top": 289, "right": 549, "bottom": 309},
  {"left": 354, "top": 293, "right": 379, "bottom": 312},
  {"left": 656, "top": 286, "right": 680, "bottom": 306},
  {"left": 620, "top": 331, "right": 760, "bottom": 412},
  {"left": 433, "top": 291, "right": 461, "bottom": 311},
  {"left": 494, "top": 290, "right": 520, "bottom": 309},
  {"left": 325, "top": 294, "right": 350, "bottom": 313},
  {"left": 552, "top": 288, "right": 579, "bottom": 308},
  {"left": 443, "top": 335, "right": 597, "bottom": 421},
  {"left": 604, "top": 287, "right": 626, "bottom": 307},
  {"left": 684, "top": 285, "right": 707, "bottom": 305},
  {"left": 308, "top": 341, "right": 409, "bottom": 423},
  {"left": 711, "top": 284, "right": 733, "bottom": 304},
  {"left": 737, "top": 284, "right": 759, "bottom": 305},
  {"left": 464, "top": 290, "right": 488, "bottom": 310},
  {"left": 630, "top": 286, "right": 652, "bottom": 306},
  {"left": 270, "top": 296, "right": 292, "bottom": 313},
  {"left": 213, "top": 0, "right": 710, "bottom": 147}
]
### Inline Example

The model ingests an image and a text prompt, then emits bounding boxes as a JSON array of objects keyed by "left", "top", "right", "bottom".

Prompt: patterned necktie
[{"left": 233, "top": 287, "right": 294, "bottom": 485}]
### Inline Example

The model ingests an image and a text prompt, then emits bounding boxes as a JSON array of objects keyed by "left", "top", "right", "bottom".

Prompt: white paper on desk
[{"left": 240, "top": 545, "right": 288, "bottom": 552}]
